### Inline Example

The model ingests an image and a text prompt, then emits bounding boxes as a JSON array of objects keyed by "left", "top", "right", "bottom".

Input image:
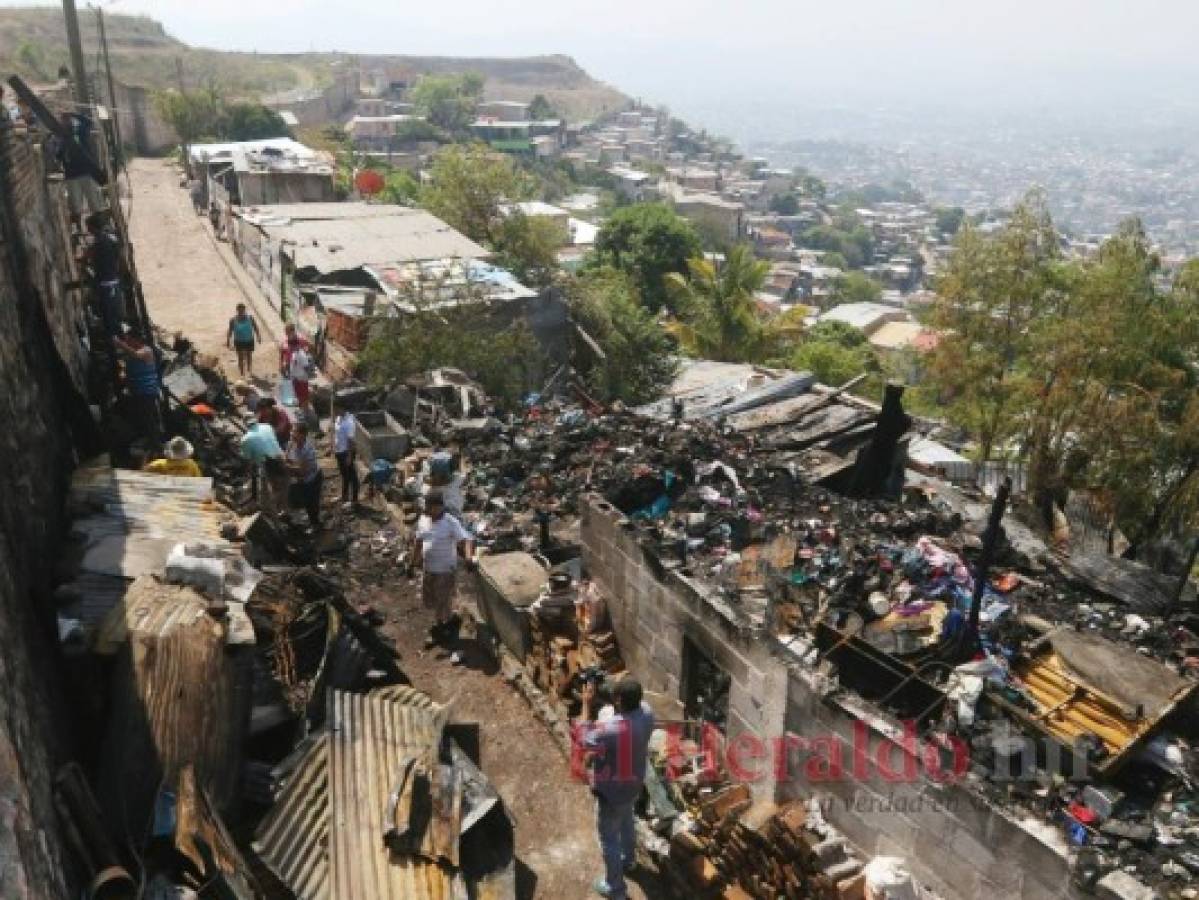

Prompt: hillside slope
[{"left": 0, "top": 7, "right": 628, "bottom": 120}]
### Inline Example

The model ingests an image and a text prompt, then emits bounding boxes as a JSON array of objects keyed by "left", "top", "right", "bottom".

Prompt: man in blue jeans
[{"left": 578, "top": 678, "right": 654, "bottom": 898}]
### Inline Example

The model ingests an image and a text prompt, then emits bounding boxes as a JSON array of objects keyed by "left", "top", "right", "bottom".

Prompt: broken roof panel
[
  {"left": 254, "top": 733, "right": 332, "bottom": 900},
  {"left": 327, "top": 688, "right": 454, "bottom": 900},
  {"left": 636, "top": 360, "right": 813, "bottom": 420}
]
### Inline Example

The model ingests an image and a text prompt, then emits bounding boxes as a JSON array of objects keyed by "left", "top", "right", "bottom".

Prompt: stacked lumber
[
  {"left": 669, "top": 787, "right": 838, "bottom": 899},
  {"left": 525, "top": 594, "right": 627, "bottom": 708}
]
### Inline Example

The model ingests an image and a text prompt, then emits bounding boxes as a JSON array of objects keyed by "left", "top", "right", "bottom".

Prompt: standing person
[
  {"left": 240, "top": 421, "right": 288, "bottom": 516},
  {"left": 84, "top": 212, "right": 124, "bottom": 337},
  {"left": 256, "top": 397, "right": 292, "bottom": 448},
  {"left": 226, "top": 303, "right": 262, "bottom": 377},
  {"left": 278, "top": 323, "right": 308, "bottom": 374},
  {"left": 285, "top": 422, "right": 323, "bottom": 530},
  {"left": 288, "top": 342, "right": 314, "bottom": 420},
  {"left": 576, "top": 679, "right": 655, "bottom": 900},
  {"left": 187, "top": 175, "right": 204, "bottom": 215},
  {"left": 114, "top": 330, "right": 162, "bottom": 452},
  {"left": 410, "top": 491, "right": 474, "bottom": 665},
  {"left": 143, "top": 436, "right": 202, "bottom": 477},
  {"left": 333, "top": 409, "right": 360, "bottom": 508},
  {"left": 57, "top": 111, "right": 103, "bottom": 229}
]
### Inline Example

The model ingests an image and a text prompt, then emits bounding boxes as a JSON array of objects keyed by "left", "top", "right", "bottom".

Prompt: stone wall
[
  {"left": 580, "top": 494, "right": 1105, "bottom": 900},
  {"left": 0, "top": 119, "right": 98, "bottom": 900}
]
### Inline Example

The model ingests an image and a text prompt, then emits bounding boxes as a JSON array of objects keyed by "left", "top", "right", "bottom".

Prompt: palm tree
[{"left": 664, "top": 244, "right": 773, "bottom": 362}]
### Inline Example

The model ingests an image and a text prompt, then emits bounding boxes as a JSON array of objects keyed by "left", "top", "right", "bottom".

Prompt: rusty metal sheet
[
  {"left": 95, "top": 585, "right": 252, "bottom": 842},
  {"left": 327, "top": 688, "right": 453, "bottom": 900},
  {"left": 254, "top": 734, "right": 332, "bottom": 900}
]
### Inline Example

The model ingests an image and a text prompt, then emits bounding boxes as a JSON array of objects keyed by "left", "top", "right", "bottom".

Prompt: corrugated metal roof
[
  {"left": 236, "top": 203, "right": 489, "bottom": 274},
  {"left": 96, "top": 580, "right": 251, "bottom": 842},
  {"left": 328, "top": 688, "right": 454, "bottom": 900},
  {"left": 254, "top": 734, "right": 332, "bottom": 900},
  {"left": 257, "top": 687, "right": 456, "bottom": 900},
  {"left": 69, "top": 466, "right": 232, "bottom": 579}
]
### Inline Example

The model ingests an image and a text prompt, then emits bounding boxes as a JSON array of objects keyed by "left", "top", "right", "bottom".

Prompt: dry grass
[{"left": 0, "top": 8, "right": 629, "bottom": 119}]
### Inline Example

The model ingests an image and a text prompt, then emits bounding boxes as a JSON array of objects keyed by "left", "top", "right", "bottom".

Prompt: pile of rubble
[{"left": 48, "top": 349, "right": 519, "bottom": 899}]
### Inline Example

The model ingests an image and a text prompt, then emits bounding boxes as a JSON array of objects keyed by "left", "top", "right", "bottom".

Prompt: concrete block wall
[
  {"left": 782, "top": 667, "right": 1089, "bottom": 899},
  {"left": 581, "top": 495, "right": 789, "bottom": 797},
  {"left": 581, "top": 495, "right": 1109, "bottom": 899}
]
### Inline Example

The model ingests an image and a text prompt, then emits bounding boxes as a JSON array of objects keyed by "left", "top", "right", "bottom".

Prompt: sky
[{"left": 7, "top": 0, "right": 1199, "bottom": 140}]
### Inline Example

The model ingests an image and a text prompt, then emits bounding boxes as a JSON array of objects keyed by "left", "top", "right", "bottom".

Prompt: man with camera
[{"left": 577, "top": 677, "right": 655, "bottom": 898}]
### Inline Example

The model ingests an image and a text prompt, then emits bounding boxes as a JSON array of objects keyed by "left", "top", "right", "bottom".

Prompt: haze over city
[{"left": 7, "top": 0, "right": 1199, "bottom": 140}]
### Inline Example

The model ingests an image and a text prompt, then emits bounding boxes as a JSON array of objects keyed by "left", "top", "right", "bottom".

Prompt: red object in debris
[
  {"left": 189, "top": 403, "right": 215, "bottom": 418},
  {"left": 355, "top": 169, "right": 385, "bottom": 196},
  {"left": 992, "top": 572, "right": 1021, "bottom": 592},
  {"left": 1067, "top": 802, "right": 1099, "bottom": 826}
]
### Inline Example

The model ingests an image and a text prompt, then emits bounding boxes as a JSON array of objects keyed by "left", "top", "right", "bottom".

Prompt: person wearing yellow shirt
[{"left": 143, "top": 436, "right": 202, "bottom": 478}]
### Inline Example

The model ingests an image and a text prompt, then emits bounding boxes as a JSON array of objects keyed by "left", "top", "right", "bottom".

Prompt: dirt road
[
  {"left": 126, "top": 157, "right": 282, "bottom": 375},
  {"left": 347, "top": 522, "right": 664, "bottom": 900}
]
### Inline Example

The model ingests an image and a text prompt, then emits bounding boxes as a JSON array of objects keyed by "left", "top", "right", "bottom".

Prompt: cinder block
[{"left": 1096, "top": 870, "right": 1160, "bottom": 900}]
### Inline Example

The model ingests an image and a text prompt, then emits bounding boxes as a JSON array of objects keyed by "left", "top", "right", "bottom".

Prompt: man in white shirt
[
  {"left": 411, "top": 491, "right": 474, "bottom": 664},
  {"left": 332, "top": 410, "right": 359, "bottom": 508}
]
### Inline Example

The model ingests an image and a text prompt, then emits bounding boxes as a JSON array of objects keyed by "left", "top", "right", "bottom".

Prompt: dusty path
[
  {"left": 351, "top": 548, "right": 665, "bottom": 900},
  {"left": 126, "top": 157, "right": 282, "bottom": 375}
]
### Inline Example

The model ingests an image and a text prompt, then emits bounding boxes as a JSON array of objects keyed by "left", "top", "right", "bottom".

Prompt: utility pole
[
  {"left": 61, "top": 0, "right": 90, "bottom": 107},
  {"left": 96, "top": 7, "right": 124, "bottom": 158}
]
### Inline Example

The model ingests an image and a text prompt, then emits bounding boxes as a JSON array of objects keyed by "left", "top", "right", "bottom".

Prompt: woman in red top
[{"left": 278, "top": 323, "right": 309, "bottom": 375}]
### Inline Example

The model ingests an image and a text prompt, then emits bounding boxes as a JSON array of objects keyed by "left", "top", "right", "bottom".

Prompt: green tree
[
  {"left": 223, "top": 102, "right": 290, "bottom": 141},
  {"left": 379, "top": 168, "right": 420, "bottom": 205},
  {"left": 589, "top": 203, "right": 701, "bottom": 312},
  {"left": 410, "top": 72, "right": 484, "bottom": 135},
  {"left": 926, "top": 192, "right": 1065, "bottom": 462},
  {"left": 358, "top": 288, "right": 543, "bottom": 407},
  {"left": 493, "top": 213, "right": 562, "bottom": 291},
  {"left": 799, "top": 223, "right": 874, "bottom": 269},
  {"left": 791, "top": 339, "right": 876, "bottom": 387},
  {"left": 829, "top": 271, "right": 883, "bottom": 304},
  {"left": 934, "top": 206, "right": 967, "bottom": 237},
  {"left": 803, "top": 320, "right": 870, "bottom": 348},
  {"left": 154, "top": 87, "right": 225, "bottom": 144},
  {"left": 1022, "top": 220, "right": 1199, "bottom": 543},
  {"left": 528, "top": 93, "right": 556, "bottom": 120},
  {"left": 768, "top": 193, "right": 799, "bottom": 216},
  {"left": 421, "top": 144, "right": 534, "bottom": 245},
  {"left": 663, "top": 245, "right": 774, "bottom": 362},
  {"left": 798, "top": 174, "right": 827, "bottom": 200},
  {"left": 570, "top": 268, "right": 679, "bottom": 404}
]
